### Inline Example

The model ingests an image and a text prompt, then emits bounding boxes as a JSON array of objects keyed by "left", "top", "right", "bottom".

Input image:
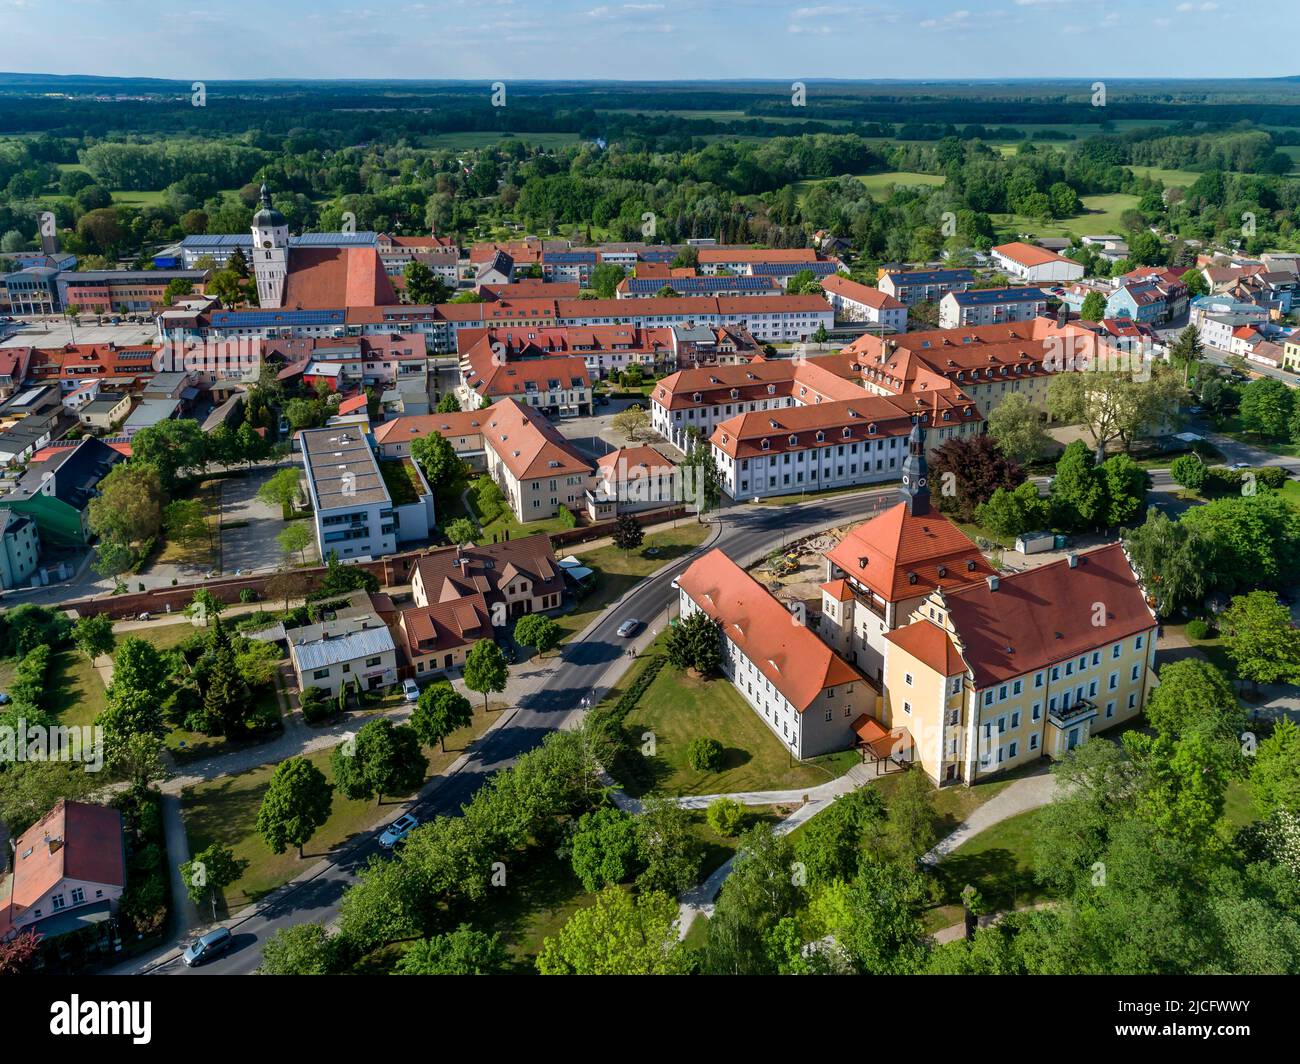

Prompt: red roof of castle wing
[
  {"left": 281, "top": 247, "right": 397, "bottom": 309},
  {"left": 676, "top": 548, "right": 864, "bottom": 712},
  {"left": 943, "top": 543, "right": 1155, "bottom": 688},
  {"left": 825, "top": 502, "right": 994, "bottom": 603},
  {"left": 885, "top": 619, "right": 968, "bottom": 676}
]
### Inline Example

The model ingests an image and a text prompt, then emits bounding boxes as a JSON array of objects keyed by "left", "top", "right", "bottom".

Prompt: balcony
[{"left": 1049, "top": 698, "right": 1099, "bottom": 728}]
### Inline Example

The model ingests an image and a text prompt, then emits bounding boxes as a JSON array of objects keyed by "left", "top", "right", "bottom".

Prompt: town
[{"left": 0, "top": 58, "right": 1299, "bottom": 1000}]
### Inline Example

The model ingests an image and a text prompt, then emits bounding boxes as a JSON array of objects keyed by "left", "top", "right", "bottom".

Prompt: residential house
[
  {"left": 480, "top": 399, "right": 593, "bottom": 523},
  {"left": 877, "top": 268, "right": 973, "bottom": 306},
  {"left": 0, "top": 507, "right": 41, "bottom": 589},
  {"left": 938, "top": 287, "right": 1048, "bottom": 329},
  {"left": 822, "top": 275, "right": 908, "bottom": 331},
  {"left": 0, "top": 800, "right": 126, "bottom": 945},
  {"left": 588, "top": 445, "right": 680, "bottom": 520},
  {"left": 2, "top": 436, "right": 124, "bottom": 547},
  {"left": 289, "top": 615, "right": 398, "bottom": 697},
  {"left": 410, "top": 534, "right": 566, "bottom": 620},
  {"left": 77, "top": 392, "right": 131, "bottom": 432},
  {"left": 373, "top": 411, "right": 488, "bottom": 470}
]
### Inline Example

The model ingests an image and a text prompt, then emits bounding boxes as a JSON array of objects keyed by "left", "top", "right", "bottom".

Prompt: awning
[
  {"left": 849, "top": 714, "right": 913, "bottom": 761},
  {"left": 28, "top": 899, "right": 113, "bottom": 939}
]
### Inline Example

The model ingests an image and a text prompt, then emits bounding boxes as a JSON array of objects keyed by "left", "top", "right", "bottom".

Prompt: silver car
[{"left": 617, "top": 619, "right": 641, "bottom": 638}]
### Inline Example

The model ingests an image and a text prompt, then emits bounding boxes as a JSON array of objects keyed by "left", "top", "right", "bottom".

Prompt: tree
[
  {"left": 402, "top": 260, "right": 450, "bottom": 305},
  {"left": 257, "top": 467, "right": 302, "bottom": 512},
  {"left": 131, "top": 419, "right": 208, "bottom": 489},
  {"left": 259, "top": 923, "right": 338, "bottom": 975},
  {"left": 256, "top": 756, "right": 334, "bottom": 858},
  {"left": 635, "top": 796, "right": 703, "bottom": 896},
  {"left": 1220, "top": 591, "right": 1300, "bottom": 688},
  {"left": 665, "top": 609, "right": 721, "bottom": 675},
  {"left": 1079, "top": 290, "right": 1107, "bottom": 322},
  {"left": 1050, "top": 440, "right": 1107, "bottom": 531},
  {"left": 1180, "top": 269, "right": 1209, "bottom": 298},
  {"left": 0, "top": 930, "right": 41, "bottom": 976},
  {"left": 198, "top": 619, "right": 252, "bottom": 736},
  {"left": 536, "top": 887, "right": 685, "bottom": 975},
  {"left": 513, "top": 614, "right": 559, "bottom": 660},
  {"left": 985, "top": 393, "right": 1050, "bottom": 465},
  {"left": 463, "top": 639, "right": 508, "bottom": 711},
  {"left": 929, "top": 434, "right": 1024, "bottom": 522},
  {"left": 443, "top": 517, "right": 479, "bottom": 546},
  {"left": 1145, "top": 658, "right": 1244, "bottom": 746},
  {"left": 163, "top": 498, "right": 209, "bottom": 555},
  {"left": 1239, "top": 378, "right": 1294, "bottom": 439},
  {"left": 186, "top": 587, "right": 224, "bottom": 626},
  {"left": 974, "top": 481, "right": 1048, "bottom": 538},
  {"left": 409, "top": 432, "right": 465, "bottom": 496},
  {"left": 1181, "top": 492, "right": 1300, "bottom": 594},
  {"left": 1048, "top": 365, "right": 1180, "bottom": 462},
  {"left": 810, "top": 857, "right": 927, "bottom": 974},
  {"left": 179, "top": 844, "right": 246, "bottom": 918},
  {"left": 589, "top": 262, "right": 627, "bottom": 299},
  {"left": 72, "top": 613, "right": 115, "bottom": 663},
  {"left": 883, "top": 768, "right": 941, "bottom": 863},
  {"left": 277, "top": 522, "right": 312, "bottom": 563},
  {"left": 612, "top": 513, "right": 644, "bottom": 550},
  {"left": 569, "top": 806, "right": 640, "bottom": 891},
  {"left": 411, "top": 681, "right": 473, "bottom": 753},
  {"left": 610, "top": 405, "right": 650, "bottom": 441},
  {"left": 1250, "top": 718, "right": 1300, "bottom": 817},
  {"left": 266, "top": 568, "right": 312, "bottom": 611},
  {"left": 1169, "top": 453, "right": 1207, "bottom": 493},
  {"left": 436, "top": 392, "right": 461, "bottom": 413},
  {"left": 395, "top": 926, "right": 507, "bottom": 975},
  {"left": 101, "top": 637, "right": 169, "bottom": 757},
  {"left": 110, "top": 732, "right": 168, "bottom": 792},
  {"left": 331, "top": 719, "right": 428, "bottom": 804},
  {"left": 87, "top": 462, "right": 163, "bottom": 556},
  {"left": 1100, "top": 453, "right": 1149, "bottom": 528},
  {"left": 1169, "top": 324, "right": 1203, "bottom": 383},
  {"left": 706, "top": 796, "right": 745, "bottom": 836},
  {"left": 701, "top": 825, "right": 801, "bottom": 975}
]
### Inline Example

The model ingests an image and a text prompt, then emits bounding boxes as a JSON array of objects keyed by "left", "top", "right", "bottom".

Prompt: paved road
[{"left": 126, "top": 486, "right": 903, "bottom": 975}]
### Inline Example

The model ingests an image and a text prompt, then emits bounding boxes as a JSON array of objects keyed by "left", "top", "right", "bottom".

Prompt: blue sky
[{"left": 1, "top": 0, "right": 1294, "bottom": 81}]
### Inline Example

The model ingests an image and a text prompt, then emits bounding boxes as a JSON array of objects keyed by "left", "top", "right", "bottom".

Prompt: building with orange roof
[
  {"left": 821, "top": 274, "right": 908, "bottom": 332},
  {"left": 589, "top": 444, "right": 679, "bottom": 520},
  {"left": 373, "top": 410, "right": 488, "bottom": 469},
  {"left": 410, "top": 533, "right": 565, "bottom": 620},
  {"left": 675, "top": 547, "right": 870, "bottom": 759},
  {"left": 0, "top": 800, "right": 125, "bottom": 943},
  {"left": 457, "top": 338, "right": 592, "bottom": 417},
  {"left": 480, "top": 399, "right": 593, "bottom": 523},
  {"left": 816, "top": 420, "right": 994, "bottom": 683},
  {"left": 398, "top": 592, "right": 492, "bottom": 676},
  {"left": 877, "top": 541, "right": 1156, "bottom": 784},
  {"left": 991, "top": 241, "right": 1084, "bottom": 283}
]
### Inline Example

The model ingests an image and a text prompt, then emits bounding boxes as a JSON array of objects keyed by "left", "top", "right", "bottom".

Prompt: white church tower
[{"left": 251, "top": 183, "right": 289, "bottom": 308}]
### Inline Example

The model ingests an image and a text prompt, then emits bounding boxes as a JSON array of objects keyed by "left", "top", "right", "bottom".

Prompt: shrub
[
  {"left": 1255, "top": 466, "right": 1288, "bottom": 490},
  {"left": 239, "top": 588, "right": 258, "bottom": 603},
  {"left": 706, "top": 796, "right": 745, "bottom": 836},
  {"left": 1185, "top": 618, "right": 1213, "bottom": 640},
  {"left": 299, "top": 686, "right": 333, "bottom": 725},
  {"left": 687, "top": 736, "right": 724, "bottom": 773}
]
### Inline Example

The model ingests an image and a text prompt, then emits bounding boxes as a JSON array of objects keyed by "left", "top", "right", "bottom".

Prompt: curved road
[{"left": 126, "top": 485, "right": 946, "bottom": 975}]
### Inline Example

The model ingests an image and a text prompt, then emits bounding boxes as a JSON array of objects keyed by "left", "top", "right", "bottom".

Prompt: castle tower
[
  {"left": 900, "top": 416, "right": 930, "bottom": 516},
  {"left": 251, "top": 183, "right": 289, "bottom": 308}
]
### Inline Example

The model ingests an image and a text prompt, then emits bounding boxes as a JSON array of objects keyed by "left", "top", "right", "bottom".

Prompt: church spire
[{"left": 900, "top": 413, "right": 930, "bottom": 516}]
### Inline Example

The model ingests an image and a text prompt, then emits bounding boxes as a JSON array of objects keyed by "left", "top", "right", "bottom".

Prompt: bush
[
  {"left": 239, "top": 588, "right": 258, "bottom": 603},
  {"left": 1185, "top": 618, "right": 1213, "bottom": 640},
  {"left": 706, "top": 797, "right": 745, "bottom": 836},
  {"left": 1255, "top": 466, "right": 1288, "bottom": 490},
  {"left": 299, "top": 686, "right": 333, "bottom": 725},
  {"left": 687, "top": 736, "right": 724, "bottom": 773}
]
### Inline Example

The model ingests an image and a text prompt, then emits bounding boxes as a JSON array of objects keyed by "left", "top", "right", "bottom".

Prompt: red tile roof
[
  {"left": 885, "top": 619, "right": 967, "bottom": 676},
  {"left": 943, "top": 543, "right": 1155, "bottom": 689},
  {"left": 825, "top": 502, "right": 994, "bottom": 604},
  {"left": 676, "top": 548, "right": 864, "bottom": 712},
  {"left": 822, "top": 274, "right": 905, "bottom": 310},
  {"left": 413, "top": 534, "right": 564, "bottom": 607},
  {"left": 697, "top": 248, "right": 819, "bottom": 264},
  {"left": 482, "top": 398, "right": 592, "bottom": 481},
  {"left": 992, "top": 241, "right": 1080, "bottom": 269},
  {"left": 281, "top": 247, "right": 397, "bottom": 309},
  {"left": 0, "top": 800, "right": 124, "bottom": 934},
  {"left": 372, "top": 411, "right": 485, "bottom": 447},
  {"left": 399, "top": 592, "right": 491, "bottom": 656}
]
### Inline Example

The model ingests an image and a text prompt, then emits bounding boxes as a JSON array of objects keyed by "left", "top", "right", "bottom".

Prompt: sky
[{"left": 0, "top": 0, "right": 1295, "bottom": 82}]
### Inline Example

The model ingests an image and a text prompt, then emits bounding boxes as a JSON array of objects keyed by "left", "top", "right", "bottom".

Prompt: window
[
  {"left": 1008, "top": 741, "right": 1019, "bottom": 759},
  {"left": 1128, "top": 693, "right": 1137, "bottom": 709},
  {"left": 1106, "top": 701, "right": 1115, "bottom": 719},
  {"left": 903, "top": 701, "right": 912, "bottom": 715},
  {"left": 1135, "top": 634, "right": 1145, "bottom": 650},
  {"left": 71, "top": 887, "right": 85, "bottom": 905},
  {"left": 1034, "top": 672, "right": 1044, "bottom": 689},
  {"left": 51, "top": 894, "right": 66, "bottom": 910},
  {"left": 905, "top": 673, "right": 914, "bottom": 686},
  {"left": 1051, "top": 666, "right": 1060, "bottom": 681},
  {"left": 1012, "top": 679, "right": 1022, "bottom": 696},
  {"left": 1131, "top": 664, "right": 1140, "bottom": 682},
  {"left": 1091, "top": 651, "right": 1101, "bottom": 667},
  {"left": 983, "top": 690, "right": 993, "bottom": 707},
  {"left": 1030, "top": 734, "right": 1039, "bottom": 751},
  {"left": 1032, "top": 702, "right": 1042, "bottom": 722},
  {"left": 313, "top": 668, "right": 330, "bottom": 680},
  {"left": 1011, "top": 711, "right": 1020, "bottom": 729},
  {"left": 1112, "top": 643, "right": 1122, "bottom": 659},
  {"left": 998, "top": 684, "right": 1008, "bottom": 701},
  {"left": 824, "top": 707, "right": 832, "bottom": 722},
  {"left": 1109, "top": 671, "right": 1118, "bottom": 691}
]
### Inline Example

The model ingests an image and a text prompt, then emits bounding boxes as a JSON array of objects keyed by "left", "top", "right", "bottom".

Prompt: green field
[
  {"left": 422, "top": 131, "right": 581, "bottom": 150},
  {"left": 992, "top": 192, "right": 1140, "bottom": 241},
  {"left": 795, "top": 170, "right": 946, "bottom": 204},
  {"left": 1127, "top": 165, "right": 1205, "bottom": 188}
]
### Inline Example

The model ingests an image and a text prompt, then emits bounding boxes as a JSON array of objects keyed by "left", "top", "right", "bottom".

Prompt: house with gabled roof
[{"left": 480, "top": 399, "right": 593, "bottom": 523}]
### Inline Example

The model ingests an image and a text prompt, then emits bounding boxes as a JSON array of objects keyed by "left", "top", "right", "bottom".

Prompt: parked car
[
  {"left": 182, "top": 926, "right": 232, "bottom": 967},
  {"left": 502, "top": 643, "right": 517, "bottom": 664},
  {"left": 378, "top": 813, "right": 419, "bottom": 849},
  {"left": 617, "top": 618, "right": 642, "bottom": 638},
  {"left": 1230, "top": 462, "right": 1250, "bottom": 470},
  {"left": 136, "top": 612, "right": 151, "bottom": 622},
  {"left": 401, "top": 678, "right": 420, "bottom": 703}
]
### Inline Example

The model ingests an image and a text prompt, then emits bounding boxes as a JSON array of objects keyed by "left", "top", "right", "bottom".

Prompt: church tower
[
  {"left": 251, "top": 183, "right": 289, "bottom": 308},
  {"left": 900, "top": 415, "right": 930, "bottom": 516}
]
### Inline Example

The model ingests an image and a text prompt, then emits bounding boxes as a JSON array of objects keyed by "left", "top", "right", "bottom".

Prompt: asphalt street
[{"left": 130, "top": 486, "right": 900, "bottom": 975}]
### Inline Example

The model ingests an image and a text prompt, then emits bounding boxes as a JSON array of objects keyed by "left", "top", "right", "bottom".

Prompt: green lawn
[
  {"left": 614, "top": 638, "right": 857, "bottom": 798},
  {"left": 552, "top": 522, "right": 710, "bottom": 642},
  {"left": 181, "top": 705, "right": 503, "bottom": 911},
  {"left": 1127, "top": 166, "right": 1205, "bottom": 189},
  {"left": 926, "top": 806, "right": 1053, "bottom": 933},
  {"left": 460, "top": 487, "right": 575, "bottom": 542},
  {"left": 991, "top": 192, "right": 1140, "bottom": 241},
  {"left": 1215, "top": 416, "right": 1300, "bottom": 457},
  {"left": 795, "top": 170, "right": 945, "bottom": 205}
]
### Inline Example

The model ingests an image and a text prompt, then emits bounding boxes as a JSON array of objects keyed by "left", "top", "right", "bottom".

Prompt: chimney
[
  {"left": 1067, "top": 552, "right": 1078, "bottom": 569},
  {"left": 986, "top": 574, "right": 999, "bottom": 592}
]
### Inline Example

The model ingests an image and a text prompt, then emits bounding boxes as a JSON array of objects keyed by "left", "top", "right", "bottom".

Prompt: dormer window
[
  {"left": 730, "top": 388, "right": 739, "bottom": 399},
  {"left": 761, "top": 438, "right": 770, "bottom": 450},
  {"left": 766, "top": 384, "right": 776, "bottom": 395},
  {"left": 867, "top": 422, "right": 877, "bottom": 434},
  {"left": 788, "top": 434, "right": 798, "bottom": 446},
  {"left": 841, "top": 426, "right": 851, "bottom": 438},
  {"left": 815, "top": 431, "right": 825, "bottom": 443}
]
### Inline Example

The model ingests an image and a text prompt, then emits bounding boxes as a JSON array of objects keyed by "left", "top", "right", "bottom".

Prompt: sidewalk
[{"left": 921, "top": 764, "right": 1057, "bottom": 866}]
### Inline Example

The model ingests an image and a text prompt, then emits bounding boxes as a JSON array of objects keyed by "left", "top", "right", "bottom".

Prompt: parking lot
[
  {"left": 0, "top": 318, "right": 160, "bottom": 348},
  {"left": 218, "top": 465, "right": 317, "bottom": 575}
]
